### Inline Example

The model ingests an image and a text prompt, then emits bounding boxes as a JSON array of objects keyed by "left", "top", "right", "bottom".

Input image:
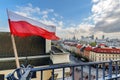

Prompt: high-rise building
[{"left": 102, "top": 35, "right": 105, "bottom": 39}]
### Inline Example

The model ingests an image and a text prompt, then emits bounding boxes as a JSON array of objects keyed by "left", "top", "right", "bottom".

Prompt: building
[
  {"left": 84, "top": 46, "right": 92, "bottom": 59},
  {"left": 76, "top": 44, "right": 83, "bottom": 55},
  {"left": 62, "top": 41, "right": 120, "bottom": 64},
  {"left": 63, "top": 41, "right": 77, "bottom": 53},
  {"left": 89, "top": 47, "right": 120, "bottom": 62},
  {"left": 106, "top": 39, "right": 120, "bottom": 47},
  {"left": 0, "top": 32, "right": 52, "bottom": 80},
  {"left": 95, "top": 39, "right": 107, "bottom": 45}
]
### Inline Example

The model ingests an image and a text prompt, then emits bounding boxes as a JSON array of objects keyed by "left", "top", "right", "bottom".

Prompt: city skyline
[{"left": 0, "top": 0, "right": 120, "bottom": 39}]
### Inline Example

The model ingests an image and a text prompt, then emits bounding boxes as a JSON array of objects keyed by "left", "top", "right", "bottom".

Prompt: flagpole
[
  {"left": 7, "top": 9, "right": 20, "bottom": 68},
  {"left": 11, "top": 34, "right": 20, "bottom": 68}
]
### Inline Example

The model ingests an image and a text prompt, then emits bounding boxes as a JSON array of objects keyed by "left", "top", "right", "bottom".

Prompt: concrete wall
[{"left": 46, "top": 39, "right": 51, "bottom": 53}]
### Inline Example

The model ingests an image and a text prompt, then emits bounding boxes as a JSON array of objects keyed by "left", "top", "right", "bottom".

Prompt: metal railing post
[
  {"left": 115, "top": 61, "right": 118, "bottom": 77},
  {"left": 96, "top": 64, "right": 99, "bottom": 80},
  {"left": 52, "top": 69, "right": 54, "bottom": 80},
  {"left": 81, "top": 66, "right": 83, "bottom": 80},
  {"left": 108, "top": 60, "right": 112, "bottom": 79},
  {"left": 72, "top": 67, "right": 74, "bottom": 80},
  {"left": 88, "top": 65, "right": 91, "bottom": 80},
  {"left": 63, "top": 68, "right": 65, "bottom": 80},
  {"left": 102, "top": 63, "right": 105, "bottom": 80},
  {"left": 41, "top": 71, "right": 43, "bottom": 80}
]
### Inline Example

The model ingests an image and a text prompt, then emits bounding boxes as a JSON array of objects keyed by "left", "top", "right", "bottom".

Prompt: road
[{"left": 69, "top": 53, "right": 103, "bottom": 80}]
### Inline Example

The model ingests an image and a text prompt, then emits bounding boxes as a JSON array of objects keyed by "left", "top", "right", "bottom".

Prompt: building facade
[{"left": 89, "top": 47, "right": 120, "bottom": 62}]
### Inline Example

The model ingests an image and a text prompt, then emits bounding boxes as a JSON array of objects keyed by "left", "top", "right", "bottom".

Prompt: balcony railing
[{"left": 6, "top": 60, "right": 120, "bottom": 80}]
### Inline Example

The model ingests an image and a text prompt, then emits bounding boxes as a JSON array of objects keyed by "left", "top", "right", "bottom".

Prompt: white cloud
[
  {"left": 51, "top": 18, "right": 56, "bottom": 22},
  {"left": 58, "top": 21, "right": 63, "bottom": 27},
  {"left": 15, "top": 3, "right": 40, "bottom": 17},
  {"left": 14, "top": 3, "right": 64, "bottom": 26},
  {"left": 56, "top": 23, "right": 94, "bottom": 39},
  {"left": 54, "top": 13, "right": 58, "bottom": 17},
  {"left": 91, "top": 0, "right": 120, "bottom": 33},
  {"left": 14, "top": 4, "right": 56, "bottom": 21},
  {"left": 47, "top": 9, "right": 54, "bottom": 12},
  {"left": 42, "top": 9, "right": 54, "bottom": 15},
  {"left": 54, "top": 13, "right": 63, "bottom": 19},
  {"left": 81, "top": 0, "right": 120, "bottom": 39},
  {"left": 42, "top": 15, "right": 48, "bottom": 19},
  {"left": 39, "top": 19, "right": 56, "bottom": 26},
  {"left": 92, "top": 0, "right": 99, "bottom": 3},
  {"left": 42, "top": 11, "right": 48, "bottom": 15}
]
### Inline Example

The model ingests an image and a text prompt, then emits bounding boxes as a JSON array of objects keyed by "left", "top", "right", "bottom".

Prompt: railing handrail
[{"left": 31, "top": 59, "right": 120, "bottom": 72}]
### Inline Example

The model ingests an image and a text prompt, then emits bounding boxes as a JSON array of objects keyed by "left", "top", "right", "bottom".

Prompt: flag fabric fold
[{"left": 8, "top": 11, "right": 60, "bottom": 40}]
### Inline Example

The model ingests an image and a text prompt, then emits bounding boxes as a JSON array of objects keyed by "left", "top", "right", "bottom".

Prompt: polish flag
[{"left": 7, "top": 11, "right": 60, "bottom": 40}]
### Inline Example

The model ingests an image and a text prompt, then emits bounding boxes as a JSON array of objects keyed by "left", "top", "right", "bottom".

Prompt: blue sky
[
  {"left": 0, "top": 0, "right": 92, "bottom": 25},
  {"left": 0, "top": 0, "right": 120, "bottom": 39}
]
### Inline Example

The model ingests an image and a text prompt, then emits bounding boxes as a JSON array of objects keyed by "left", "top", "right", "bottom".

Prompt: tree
[{"left": 89, "top": 42, "right": 97, "bottom": 47}]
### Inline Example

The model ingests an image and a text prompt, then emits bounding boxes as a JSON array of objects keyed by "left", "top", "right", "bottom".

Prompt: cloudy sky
[{"left": 0, "top": 0, "right": 120, "bottom": 39}]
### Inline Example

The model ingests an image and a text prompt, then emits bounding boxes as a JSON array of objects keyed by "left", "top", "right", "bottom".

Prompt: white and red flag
[{"left": 7, "top": 11, "right": 60, "bottom": 40}]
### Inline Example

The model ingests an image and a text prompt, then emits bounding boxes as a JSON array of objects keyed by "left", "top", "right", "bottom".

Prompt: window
[
  {"left": 99, "top": 57, "right": 101, "bottom": 61},
  {"left": 103, "top": 58, "right": 104, "bottom": 60}
]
